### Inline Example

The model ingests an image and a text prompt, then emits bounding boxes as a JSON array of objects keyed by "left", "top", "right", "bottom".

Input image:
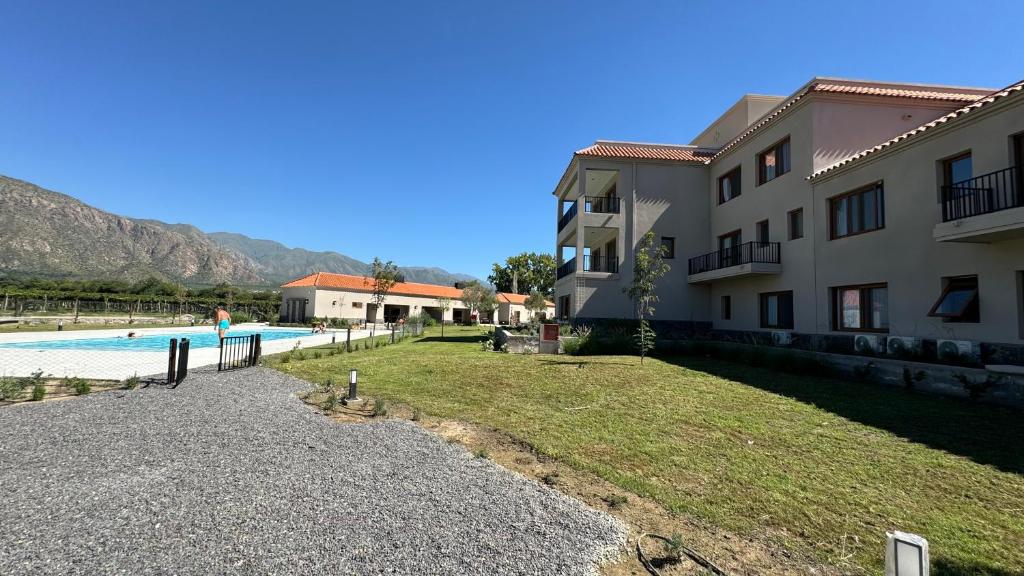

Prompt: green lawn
[{"left": 269, "top": 326, "right": 1024, "bottom": 575}]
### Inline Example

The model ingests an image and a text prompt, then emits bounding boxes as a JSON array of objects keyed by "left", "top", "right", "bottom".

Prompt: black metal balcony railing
[
  {"left": 556, "top": 257, "right": 576, "bottom": 279},
  {"left": 584, "top": 255, "right": 619, "bottom": 273},
  {"left": 584, "top": 196, "right": 620, "bottom": 214},
  {"left": 558, "top": 201, "right": 578, "bottom": 232},
  {"left": 688, "top": 241, "right": 780, "bottom": 275},
  {"left": 941, "top": 165, "right": 1022, "bottom": 222}
]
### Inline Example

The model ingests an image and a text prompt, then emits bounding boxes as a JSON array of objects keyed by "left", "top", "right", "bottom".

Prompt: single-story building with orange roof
[{"left": 279, "top": 272, "right": 555, "bottom": 325}]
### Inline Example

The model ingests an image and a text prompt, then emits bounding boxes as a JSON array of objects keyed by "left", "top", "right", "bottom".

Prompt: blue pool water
[{"left": 0, "top": 329, "right": 314, "bottom": 352}]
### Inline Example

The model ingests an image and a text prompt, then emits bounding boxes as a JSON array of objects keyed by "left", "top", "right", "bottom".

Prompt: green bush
[
  {"left": 65, "top": 377, "right": 91, "bottom": 395},
  {"left": 229, "top": 311, "right": 253, "bottom": 324},
  {"left": 0, "top": 376, "right": 27, "bottom": 401},
  {"left": 329, "top": 317, "right": 350, "bottom": 328},
  {"left": 31, "top": 380, "right": 46, "bottom": 401},
  {"left": 123, "top": 374, "right": 140, "bottom": 390},
  {"left": 372, "top": 398, "right": 387, "bottom": 417}
]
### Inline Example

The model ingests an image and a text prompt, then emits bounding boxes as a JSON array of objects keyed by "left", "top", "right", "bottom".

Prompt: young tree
[
  {"left": 460, "top": 281, "right": 497, "bottom": 324},
  {"left": 623, "top": 231, "right": 670, "bottom": 364},
  {"left": 366, "top": 257, "right": 401, "bottom": 338},
  {"left": 523, "top": 290, "right": 548, "bottom": 322},
  {"left": 435, "top": 296, "right": 451, "bottom": 338}
]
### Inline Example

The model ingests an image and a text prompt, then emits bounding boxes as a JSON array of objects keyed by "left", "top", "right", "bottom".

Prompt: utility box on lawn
[{"left": 540, "top": 323, "right": 560, "bottom": 354}]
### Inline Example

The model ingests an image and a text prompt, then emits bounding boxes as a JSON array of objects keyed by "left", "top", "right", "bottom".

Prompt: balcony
[
  {"left": 583, "top": 195, "right": 620, "bottom": 214},
  {"left": 556, "top": 255, "right": 620, "bottom": 280},
  {"left": 558, "top": 201, "right": 577, "bottom": 232},
  {"left": 687, "top": 242, "right": 781, "bottom": 284},
  {"left": 934, "top": 166, "right": 1024, "bottom": 242}
]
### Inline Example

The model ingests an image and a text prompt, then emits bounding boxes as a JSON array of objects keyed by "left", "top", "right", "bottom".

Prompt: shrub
[
  {"left": 66, "top": 377, "right": 91, "bottom": 395},
  {"left": 954, "top": 373, "right": 1002, "bottom": 400},
  {"left": 372, "top": 398, "right": 388, "bottom": 417},
  {"left": 540, "top": 471, "right": 560, "bottom": 486},
  {"left": 312, "top": 350, "right": 323, "bottom": 360},
  {"left": 0, "top": 376, "right": 27, "bottom": 401},
  {"left": 602, "top": 494, "right": 629, "bottom": 509},
  {"left": 473, "top": 447, "right": 489, "bottom": 459},
  {"left": 280, "top": 354, "right": 291, "bottom": 364},
  {"left": 329, "top": 317, "right": 351, "bottom": 328},
  {"left": 31, "top": 380, "right": 46, "bottom": 401},
  {"left": 411, "top": 408, "right": 422, "bottom": 421},
  {"left": 323, "top": 389, "right": 338, "bottom": 411},
  {"left": 852, "top": 362, "right": 876, "bottom": 382},
  {"left": 124, "top": 374, "right": 140, "bottom": 390},
  {"left": 229, "top": 311, "right": 253, "bottom": 324}
]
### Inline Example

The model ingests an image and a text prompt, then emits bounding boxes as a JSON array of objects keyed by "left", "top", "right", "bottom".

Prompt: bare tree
[{"left": 435, "top": 297, "right": 451, "bottom": 338}]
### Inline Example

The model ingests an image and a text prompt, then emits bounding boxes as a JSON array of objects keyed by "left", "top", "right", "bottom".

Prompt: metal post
[
  {"left": 346, "top": 327, "right": 352, "bottom": 352},
  {"left": 254, "top": 334, "right": 262, "bottom": 365},
  {"left": 218, "top": 337, "right": 224, "bottom": 371},
  {"left": 167, "top": 338, "right": 178, "bottom": 384},
  {"left": 176, "top": 339, "right": 190, "bottom": 384},
  {"left": 248, "top": 334, "right": 256, "bottom": 366},
  {"left": 348, "top": 368, "right": 358, "bottom": 402},
  {"left": 391, "top": 328, "right": 395, "bottom": 344}
]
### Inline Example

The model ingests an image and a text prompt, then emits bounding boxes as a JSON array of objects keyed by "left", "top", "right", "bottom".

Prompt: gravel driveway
[{"left": 0, "top": 368, "right": 625, "bottom": 575}]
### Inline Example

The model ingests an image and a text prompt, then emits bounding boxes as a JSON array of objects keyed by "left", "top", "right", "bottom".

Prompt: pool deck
[{"left": 0, "top": 324, "right": 386, "bottom": 380}]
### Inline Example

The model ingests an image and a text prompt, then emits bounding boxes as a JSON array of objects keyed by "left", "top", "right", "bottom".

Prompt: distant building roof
[
  {"left": 809, "top": 79, "right": 1024, "bottom": 180},
  {"left": 497, "top": 292, "right": 555, "bottom": 307},
  {"left": 281, "top": 272, "right": 464, "bottom": 299}
]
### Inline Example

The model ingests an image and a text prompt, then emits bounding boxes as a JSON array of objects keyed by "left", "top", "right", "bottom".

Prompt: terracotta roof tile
[
  {"left": 811, "top": 83, "right": 987, "bottom": 102},
  {"left": 810, "top": 79, "right": 1024, "bottom": 180},
  {"left": 576, "top": 141, "right": 715, "bottom": 163},
  {"left": 710, "top": 81, "right": 990, "bottom": 162},
  {"left": 282, "top": 272, "right": 464, "bottom": 299},
  {"left": 497, "top": 292, "right": 554, "bottom": 307}
]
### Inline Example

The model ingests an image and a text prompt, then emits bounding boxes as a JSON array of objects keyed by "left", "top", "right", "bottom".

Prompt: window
[
  {"left": 788, "top": 208, "right": 803, "bottom": 240},
  {"left": 830, "top": 182, "right": 885, "bottom": 239},
  {"left": 719, "top": 230, "right": 742, "bottom": 267},
  {"left": 759, "top": 291, "right": 794, "bottom": 329},
  {"left": 832, "top": 284, "right": 888, "bottom": 332},
  {"left": 660, "top": 236, "right": 675, "bottom": 259},
  {"left": 721, "top": 295, "right": 731, "bottom": 320},
  {"left": 757, "top": 137, "right": 791, "bottom": 185},
  {"left": 929, "top": 276, "right": 979, "bottom": 323},
  {"left": 756, "top": 220, "right": 770, "bottom": 243},
  {"left": 942, "top": 152, "right": 973, "bottom": 186},
  {"left": 718, "top": 166, "right": 741, "bottom": 203},
  {"left": 352, "top": 302, "right": 363, "bottom": 309}
]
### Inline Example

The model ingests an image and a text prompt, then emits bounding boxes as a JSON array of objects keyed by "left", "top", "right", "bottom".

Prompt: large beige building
[
  {"left": 554, "top": 77, "right": 1024, "bottom": 364},
  {"left": 280, "top": 272, "right": 554, "bottom": 325}
]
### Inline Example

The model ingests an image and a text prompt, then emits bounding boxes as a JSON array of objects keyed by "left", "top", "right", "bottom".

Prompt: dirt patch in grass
[{"left": 300, "top": 388, "right": 836, "bottom": 576}]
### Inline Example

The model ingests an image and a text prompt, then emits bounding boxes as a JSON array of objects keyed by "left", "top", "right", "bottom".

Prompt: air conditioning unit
[
  {"left": 886, "top": 336, "right": 921, "bottom": 357},
  {"left": 937, "top": 339, "right": 975, "bottom": 362},
  {"left": 771, "top": 331, "right": 792, "bottom": 346},
  {"left": 854, "top": 334, "right": 881, "bottom": 354}
]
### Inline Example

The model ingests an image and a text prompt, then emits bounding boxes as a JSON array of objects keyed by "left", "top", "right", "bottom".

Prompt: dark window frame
[
  {"left": 831, "top": 283, "right": 889, "bottom": 333},
  {"left": 757, "top": 136, "right": 791, "bottom": 185},
  {"left": 759, "top": 290, "right": 794, "bottom": 329},
  {"left": 756, "top": 219, "right": 770, "bottom": 243},
  {"left": 928, "top": 275, "right": 980, "bottom": 323},
  {"left": 829, "top": 182, "right": 886, "bottom": 240},
  {"left": 718, "top": 166, "right": 742, "bottom": 204},
  {"left": 941, "top": 151, "right": 973, "bottom": 186},
  {"left": 721, "top": 295, "right": 731, "bottom": 320},
  {"left": 660, "top": 236, "right": 676, "bottom": 259},
  {"left": 788, "top": 208, "right": 804, "bottom": 240}
]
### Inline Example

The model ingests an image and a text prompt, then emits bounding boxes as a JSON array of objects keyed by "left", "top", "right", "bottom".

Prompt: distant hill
[{"left": 0, "top": 175, "right": 478, "bottom": 287}]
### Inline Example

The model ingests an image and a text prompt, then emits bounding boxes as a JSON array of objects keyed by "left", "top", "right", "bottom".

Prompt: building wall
[
  {"left": 281, "top": 286, "right": 463, "bottom": 323},
  {"left": 811, "top": 97, "right": 1024, "bottom": 345},
  {"left": 554, "top": 157, "right": 710, "bottom": 322}
]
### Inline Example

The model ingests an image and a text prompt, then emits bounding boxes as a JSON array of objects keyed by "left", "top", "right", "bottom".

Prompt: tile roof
[
  {"left": 281, "top": 272, "right": 464, "bottom": 299},
  {"left": 809, "top": 79, "right": 1024, "bottom": 180},
  {"left": 497, "top": 292, "right": 555, "bottom": 307},
  {"left": 576, "top": 141, "right": 715, "bottom": 163},
  {"left": 710, "top": 80, "right": 990, "bottom": 162},
  {"left": 811, "top": 83, "right": 987, "bottom": 102}
]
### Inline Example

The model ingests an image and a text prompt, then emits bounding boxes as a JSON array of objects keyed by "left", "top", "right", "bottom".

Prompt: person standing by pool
[{"left": 215, "top": 305, "right": 232, "bottom": 340}]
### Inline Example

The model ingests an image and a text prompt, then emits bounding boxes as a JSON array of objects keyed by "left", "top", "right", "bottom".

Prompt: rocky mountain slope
[{"left": 0, "top": 175, "right": 475, "bottom": 287}]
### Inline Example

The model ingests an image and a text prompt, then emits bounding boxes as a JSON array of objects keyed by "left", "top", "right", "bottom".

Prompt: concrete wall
[{"left": 811, "top": 96, "right": 1024, "bottom": 345}]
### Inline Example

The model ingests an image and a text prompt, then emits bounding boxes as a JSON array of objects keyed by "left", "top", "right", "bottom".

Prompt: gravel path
[{"left": 0, "top": 367, "right": 625, "bottom": 575}]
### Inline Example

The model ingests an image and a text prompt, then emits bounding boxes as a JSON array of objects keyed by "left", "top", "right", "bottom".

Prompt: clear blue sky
[{"left": 2, "top": 1, "right": 1021, "bottom": 279}]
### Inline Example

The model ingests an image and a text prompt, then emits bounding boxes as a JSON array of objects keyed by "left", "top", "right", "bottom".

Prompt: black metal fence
[
  {"left": 584, "top": 196, "right": 620, "bottom": 214},
  {"left": 556, "top": 257, "right": 577, "bottom": 279},
  {"left": 583, "top": 255, "right": 619, "bottom": 273},
  {"left": 218, "top": 334, "right": 262, "bottom": 371},
  {"left": 558, "top": 201, "right": 578, "bottom": 232},
  {"left": 940, "top": 165, "right": 1022, "bottom": 222},
  {"left": 166, "top": 338, "right": 191, "bottom": 385},
  {"left": 689, "top": 241, "right": 781, "bottom": 275}
]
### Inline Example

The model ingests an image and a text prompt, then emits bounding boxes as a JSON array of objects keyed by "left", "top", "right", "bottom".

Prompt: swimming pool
[{"left": 0, "top": 328, "right": 314, "bottom": 352}]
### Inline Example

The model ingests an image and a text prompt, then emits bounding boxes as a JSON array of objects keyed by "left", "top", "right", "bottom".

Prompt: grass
[{"left": 267, "top": 326, "right": 1024, "bottom": 575}]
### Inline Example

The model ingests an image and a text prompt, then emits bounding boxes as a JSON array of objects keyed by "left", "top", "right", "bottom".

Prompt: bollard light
[
  {"left": 347, "top": 368, "right": 359, "bottom": 402},
  {"left": 885, "top": 531, "right": 928, "bottom": 576}
]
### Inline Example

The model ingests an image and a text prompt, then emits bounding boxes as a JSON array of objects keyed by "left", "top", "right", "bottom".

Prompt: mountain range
[{"left": 0, "top": 175, "right": 477, "bottom": 287}]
